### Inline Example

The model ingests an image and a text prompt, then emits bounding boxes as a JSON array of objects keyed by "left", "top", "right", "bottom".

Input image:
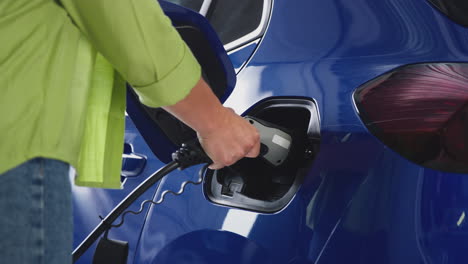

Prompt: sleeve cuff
[{"left": 132, "top": 45, "right": 201, "bottom": 107}]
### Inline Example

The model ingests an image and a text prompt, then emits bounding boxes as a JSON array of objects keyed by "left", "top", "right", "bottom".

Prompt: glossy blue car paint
[
  {"left": 229, "top": 42, "right": 258, "bottom": 73},
  {"left": 73, "top": 116, "right": 167, "bottom": 263},
  {"left": 73, "top": 0, "right": 468, "bottom": 263}
]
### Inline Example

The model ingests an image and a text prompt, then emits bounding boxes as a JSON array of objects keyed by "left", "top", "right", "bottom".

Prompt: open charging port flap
[{"left": 203, "top": 97, "right": 320, "bottom": 213}]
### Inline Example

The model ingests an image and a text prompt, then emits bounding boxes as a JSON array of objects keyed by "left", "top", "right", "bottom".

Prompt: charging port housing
[{"left": 203, "top": 98, "right": 320, "bottom": 213}]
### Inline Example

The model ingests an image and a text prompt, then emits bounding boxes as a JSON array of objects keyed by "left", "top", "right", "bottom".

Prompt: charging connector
[
  {"left": 172, "top": 141, "right": 212, "bottom": 169},
  {"left": 73, "top": 117, "right": 294, "bottom": 263}
]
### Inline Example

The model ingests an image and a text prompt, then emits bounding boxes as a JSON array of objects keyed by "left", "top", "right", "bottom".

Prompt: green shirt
[{"left": 0, "top": 0, "right": 201, "bottom": 188}]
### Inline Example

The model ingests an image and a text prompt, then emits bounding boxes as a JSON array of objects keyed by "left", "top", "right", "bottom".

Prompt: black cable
[
  {"left": 72, "top": 161, "right": 179, "bottom": 263},
  {"left": 107, "top": 164, "right": 208, "bottom": 228},
  {"left": 72, "top": 141, "right": 212, "bottom": 263}
]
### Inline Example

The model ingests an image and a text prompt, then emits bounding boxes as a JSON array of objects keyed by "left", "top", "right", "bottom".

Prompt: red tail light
[{"left": 354, "top": 63, "right": 468, "bottom": 173}]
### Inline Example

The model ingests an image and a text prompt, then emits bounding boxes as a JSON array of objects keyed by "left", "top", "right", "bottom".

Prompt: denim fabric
[{"left": 0, "top": 158, "right": 72, "bottom": 263}]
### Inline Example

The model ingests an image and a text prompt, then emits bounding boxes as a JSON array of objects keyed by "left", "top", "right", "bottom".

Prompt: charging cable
[
  {"left": 72, "top": 141, "right": 212, "bottom": 263},
  {"left": 73, "top": 116, "right": 294, "bottom": 262}
]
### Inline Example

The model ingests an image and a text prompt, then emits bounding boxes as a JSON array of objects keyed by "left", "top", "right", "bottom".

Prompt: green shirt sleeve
[{"left": 59, "top": 0, "right": 201, "bottom": 107}]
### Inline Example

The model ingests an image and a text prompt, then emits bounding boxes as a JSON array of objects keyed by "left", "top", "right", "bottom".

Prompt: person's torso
[{"left": 0, "top": 0, "right": 124, "bottom": 188}]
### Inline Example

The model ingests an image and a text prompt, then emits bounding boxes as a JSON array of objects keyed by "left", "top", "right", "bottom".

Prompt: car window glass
[
  {"left": 164, "top": 0, "right": 265, "bottom": 47},
  {"left": 206, "top": 0, "right": 264, "bottom": 45},
  {"left": 427, "top": 0, "right": 468, "bottom": 27}
]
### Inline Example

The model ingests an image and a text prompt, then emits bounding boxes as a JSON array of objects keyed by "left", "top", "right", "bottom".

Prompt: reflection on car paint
[{"left": 74, "top": 0, "right": 468, "bottom": 263}]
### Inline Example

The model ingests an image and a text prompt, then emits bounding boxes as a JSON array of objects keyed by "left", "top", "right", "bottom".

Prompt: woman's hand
[
  {"left": 197, "top": 107, "right": 260, "bottom": 169},
  {"left": 163, "top": 78, "right": 260, "bottom": 169}
]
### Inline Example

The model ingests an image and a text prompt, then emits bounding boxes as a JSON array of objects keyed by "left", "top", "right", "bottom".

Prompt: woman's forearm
[{"left": 163, "top": 78, "right": 260, "bottom": 169}]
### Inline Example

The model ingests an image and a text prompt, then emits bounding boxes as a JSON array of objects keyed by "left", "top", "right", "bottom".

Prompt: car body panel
[
  {"left": 73, "top": 0, "right": 468, "bottom": 263},
  {"left": 229, "top": 42, "right": 259, "bottom": 73},
  {"left": 314, "top": 152, "right": 468, "bottom": 264},
  {"left": 73, "top": 116, "right": 167, "bottom": 263}
]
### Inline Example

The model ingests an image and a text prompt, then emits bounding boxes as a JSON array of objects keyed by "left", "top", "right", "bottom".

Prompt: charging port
[{"left": 203, "top": 98, "right": 320, "bottom": 213}]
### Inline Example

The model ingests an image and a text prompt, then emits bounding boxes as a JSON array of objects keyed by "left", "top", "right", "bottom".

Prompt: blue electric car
[{"left": 73, "top": 0, "right": 468, "bottom": 263}]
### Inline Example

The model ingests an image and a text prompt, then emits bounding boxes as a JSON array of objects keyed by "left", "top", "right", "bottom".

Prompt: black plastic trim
[
  {"left": 203, "top": 97, "right": 320, "bottom": 213},
  {"left": 427, "top": 0, "right": 468, "bottom": 27}
]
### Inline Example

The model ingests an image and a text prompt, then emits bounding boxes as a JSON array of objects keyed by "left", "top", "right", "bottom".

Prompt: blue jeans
[{"left": 0, "top": 158, "right": 72, "bottom": 263}]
